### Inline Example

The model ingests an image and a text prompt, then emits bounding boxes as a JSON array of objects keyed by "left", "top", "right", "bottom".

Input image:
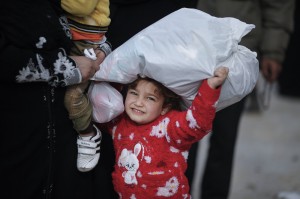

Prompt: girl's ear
[{"left": 161, "top": 104, "right": 172, "bottom": 115}]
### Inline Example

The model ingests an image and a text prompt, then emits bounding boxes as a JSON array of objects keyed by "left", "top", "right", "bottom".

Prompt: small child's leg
[
  {"left": 64, "top": 82, "right": 102, "bottom": 172},
  {"left": 64, "top": 81, "right": 93, "bottom": 134},
  {"left": 66, "top": 41, "right": 102, "bottom": 172}
]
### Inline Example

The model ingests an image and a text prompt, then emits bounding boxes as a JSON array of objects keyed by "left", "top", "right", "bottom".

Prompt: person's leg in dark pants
[
  {"left": 201, "top": 98, "right": 246, "bottom": 199},
  {"left": 186, "top": 141, "right": 199, "bottom": 188}
]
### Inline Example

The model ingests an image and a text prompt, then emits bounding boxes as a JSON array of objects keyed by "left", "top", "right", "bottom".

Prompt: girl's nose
[{"left": 134, "top": 97, "right": 144, "bottom": 106}]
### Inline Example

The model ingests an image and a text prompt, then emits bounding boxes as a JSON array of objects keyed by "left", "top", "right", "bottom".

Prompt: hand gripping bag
[{"left": 91, "top": 8, "right": 259, "bottom": 111}]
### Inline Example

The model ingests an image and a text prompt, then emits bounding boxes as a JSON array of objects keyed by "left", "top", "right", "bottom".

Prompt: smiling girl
[{"left": 100, "top": 66, "right": 229, "bottom": 198}]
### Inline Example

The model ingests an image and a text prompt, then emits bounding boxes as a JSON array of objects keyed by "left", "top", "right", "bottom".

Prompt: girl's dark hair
[{"left": 128, "top": 75, "right": 182, "bottom": 111}]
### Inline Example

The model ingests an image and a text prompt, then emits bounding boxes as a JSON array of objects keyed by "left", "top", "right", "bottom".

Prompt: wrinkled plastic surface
[
  {"left": 91, "top": 8, "right": 259, "bottom": 111},
  {"left": 88, "top": 82, "right": 124, "bottom": 123}
]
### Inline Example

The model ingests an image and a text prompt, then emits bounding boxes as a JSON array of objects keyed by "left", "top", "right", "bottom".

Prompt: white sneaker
[{"left": 77, "top": 125, "right": 102, "bottom": 172}]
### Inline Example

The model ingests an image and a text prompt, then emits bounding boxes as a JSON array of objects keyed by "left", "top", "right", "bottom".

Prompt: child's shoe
[{"left": 77, "top": 125, "right": 102, "bottom": 172}]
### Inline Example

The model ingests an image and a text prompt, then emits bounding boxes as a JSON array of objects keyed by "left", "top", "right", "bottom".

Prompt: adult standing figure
[
  {"left": 185, "top": 0, "right": 296, "bottom": 198},
  {"left": 0, "top": 0, "right": 108, "bottom": 198}
]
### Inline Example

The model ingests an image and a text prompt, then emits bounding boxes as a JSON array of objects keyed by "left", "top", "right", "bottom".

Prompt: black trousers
[
  {"left": 186, "top": 97, "right": 246, "bottom": 199},
  {"left": 278, "top": 2, "right": 300, "bottom": 98}
]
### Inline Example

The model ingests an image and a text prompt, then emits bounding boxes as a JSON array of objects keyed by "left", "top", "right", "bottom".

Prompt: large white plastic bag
[
  {"left": 88, "top": 82, "right": 124, "bottom": 123},
  {"left": 92, "top": 8, "right": 259, "bottom": 111}
]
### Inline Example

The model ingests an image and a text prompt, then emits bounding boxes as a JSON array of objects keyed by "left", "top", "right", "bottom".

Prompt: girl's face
[{"left": 125, "top": 79, "right": 169, "bottom": 125}]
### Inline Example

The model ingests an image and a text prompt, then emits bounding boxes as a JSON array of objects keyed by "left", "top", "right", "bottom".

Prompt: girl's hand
[{"left": 207, "top": 67, "right": 229, "bottom": 89}]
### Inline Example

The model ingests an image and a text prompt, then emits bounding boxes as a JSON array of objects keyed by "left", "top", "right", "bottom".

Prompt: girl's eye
[
  {"left": 147, "top": 97, "right": 156, "bottom": 101},
  {"left": 129, "top": 90, "right": 138, "bottom": 95}
]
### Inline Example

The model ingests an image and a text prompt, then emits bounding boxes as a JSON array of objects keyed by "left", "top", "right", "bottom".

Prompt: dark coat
[
  {"left": 0, "top": 0, "right": 115, "bottom": 198},
  {"left": 197, "top": 0, "right": 295, "bottom": 63},
  {"left": 107, "top": 0, "right": 198, "bottom": 48}
]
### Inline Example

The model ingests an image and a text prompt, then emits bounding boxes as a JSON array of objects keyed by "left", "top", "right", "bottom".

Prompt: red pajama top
[{"left": 106, "top": 80, "right": 221, "bottom": 199}]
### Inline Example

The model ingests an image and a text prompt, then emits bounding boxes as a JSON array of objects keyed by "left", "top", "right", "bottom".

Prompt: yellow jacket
[{"left": 61, "top": 0, "right": 110, "bottom": 27}]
